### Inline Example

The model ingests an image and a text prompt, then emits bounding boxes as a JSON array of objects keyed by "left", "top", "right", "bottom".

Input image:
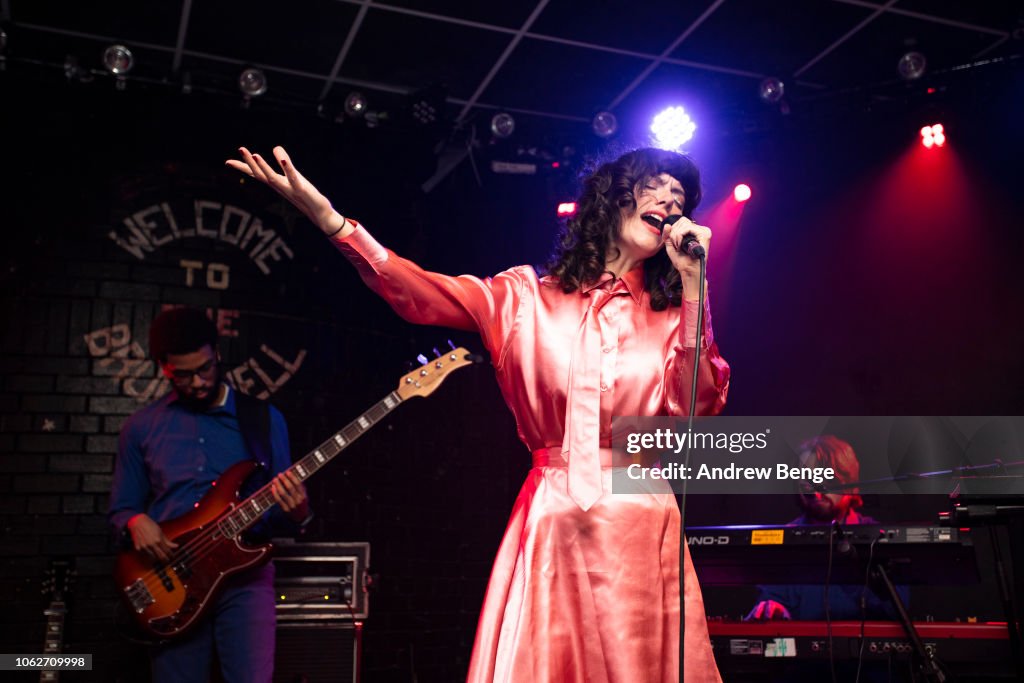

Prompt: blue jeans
[{"left": 150, "top": 563, "right": 276, "bottom": 683}]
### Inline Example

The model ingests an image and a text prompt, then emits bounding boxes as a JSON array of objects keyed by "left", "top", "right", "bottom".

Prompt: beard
[
  {"left": 798, "top": 494, "right": 837, "bottom": 522},
  {"left": 174, "top": 374, "right": 223, "bottom": 412}
]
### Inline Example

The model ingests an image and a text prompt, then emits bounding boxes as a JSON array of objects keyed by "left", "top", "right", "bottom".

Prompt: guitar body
[{"left": 114, "top": 460, "right": 272, "bottom": 639}]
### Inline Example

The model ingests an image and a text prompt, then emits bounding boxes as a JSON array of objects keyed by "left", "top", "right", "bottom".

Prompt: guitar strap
[
  {"left": 233, "top": 390, "right": 273, "bottom": 472},
  {"left": 233, "top": 390, "right": 285, "bottom": 542}
]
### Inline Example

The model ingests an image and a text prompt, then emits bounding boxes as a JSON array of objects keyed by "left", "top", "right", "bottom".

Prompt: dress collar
[{"left": 580, "top": 265, "right": 644, "bottom": 306}]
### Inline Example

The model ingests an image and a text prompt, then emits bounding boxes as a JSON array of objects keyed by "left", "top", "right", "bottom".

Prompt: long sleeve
[
  {"left": 665, "top": 297, "right": 730, "bottom": 417},
  {"left": 108, "top": 415, "right": 151, "bottom": 542},
  {"left": 330, "top": 223, "right": 524, "bottom": 356}
]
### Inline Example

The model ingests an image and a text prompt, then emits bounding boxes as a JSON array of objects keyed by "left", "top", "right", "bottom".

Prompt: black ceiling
[{"left": 3, "top": 0, "right": 1021, "bottom": 138}]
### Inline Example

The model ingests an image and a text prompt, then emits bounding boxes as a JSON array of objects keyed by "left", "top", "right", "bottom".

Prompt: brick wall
[{"left": 0, "top": 79, "right": 528, "bottom": 682}]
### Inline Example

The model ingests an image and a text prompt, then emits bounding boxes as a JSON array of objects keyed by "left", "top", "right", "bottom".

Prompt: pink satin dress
[{"left": 333, "top": 224, "right": 731, "bottom": 682}]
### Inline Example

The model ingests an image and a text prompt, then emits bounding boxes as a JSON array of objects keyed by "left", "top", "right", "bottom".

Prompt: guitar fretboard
[
  {"left": 218, "top": 390, "right": 404, "bottom": 538},
  {"left": 41, "top": 604, "right": 65, "bottom": 682}
]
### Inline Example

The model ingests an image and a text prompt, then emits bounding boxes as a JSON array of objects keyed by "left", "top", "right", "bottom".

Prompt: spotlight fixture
[
  {"left": 733, "top": 184, "right": 752, "bottom": 202},
  {"left": 490, "top": 112, "right": 515, "bottom": 139},
  {"left": 759, "top": 77, "right": 785, "bottom": 104},
  {"left": 344, "top": 91, "right": 367, "bottom": 117},
  {"left": 406, "top": 85, "right": 445, "bottom": 130},
  {"left": 592, "top": 111, "right": 618, "bottom": 138},
  {"left": 238, "top": 67, "right": 268, "bottom": 97},
  {"left": 920, "top": 123, "right": 945, "bottom": 148},
  {"left": 102, "top": 44, "right": 133, "bottom": 90},
  {"left": 411, "top": 100, "right": 437, "bottom": 125},
  {"left": 898, "top": 51, "right": 927, "bottom": 81},
  {"left": 650, "top": 106, "right": 696, "bottom": 150},
  {"left": 557, "top": 202, "right": 577, "bottom": 217},
  {"left": 102, "top": 44, "right": 134, "bottom": 75}
]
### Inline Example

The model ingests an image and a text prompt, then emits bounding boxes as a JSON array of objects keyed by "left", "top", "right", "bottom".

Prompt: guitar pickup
[{"left": 125, "top": 578, "right": 155, "bottom": 613}]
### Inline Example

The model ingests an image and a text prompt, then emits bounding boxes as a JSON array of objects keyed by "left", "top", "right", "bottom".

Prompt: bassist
[{"left": 108, "top": 307, "right": 309, "bottom": 683}]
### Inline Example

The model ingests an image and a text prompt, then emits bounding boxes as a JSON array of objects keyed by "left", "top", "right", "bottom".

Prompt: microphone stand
[
  {"left": 678, "top": 241, "right": 706, "bottom": 683},
  {"left": 817, "top": 463, "right": 1024, "bottom": 681},
  {"left": 949, "top": 488, "right": 1024, "bottom": 681},
  {"left": 873, "top": 562, "right": 949, "bottom": 682},
  {"left": 813, "top": 459, "right": 1024, "bottom": 494}
]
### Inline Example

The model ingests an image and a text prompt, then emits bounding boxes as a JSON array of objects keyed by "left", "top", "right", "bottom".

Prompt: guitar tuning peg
[
  {"left": 447, "top": 339, "right": 456, "bottom": 350},
  {"left": 416, "top": 354, "right": 429, "bottom": 366},
  {"left": 432, "top": 347, "right": 441, "bottom": 357}
]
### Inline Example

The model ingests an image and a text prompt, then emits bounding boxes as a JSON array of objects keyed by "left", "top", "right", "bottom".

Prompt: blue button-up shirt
[{"left": 108, "top": 386, "right": 293, "bottom": 539}]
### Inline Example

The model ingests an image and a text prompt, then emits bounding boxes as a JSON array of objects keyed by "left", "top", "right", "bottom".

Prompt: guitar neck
[
  {"left": 220, "top": 390, "right": 404, "bottom": 537},
  {"left": 40, "top": 603, "right": 66, "bottom": 682}
]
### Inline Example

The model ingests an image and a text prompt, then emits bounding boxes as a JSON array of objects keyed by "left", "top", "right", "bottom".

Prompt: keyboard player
[{"left": 746, "top": 435, "right": 909, "bottom": 621}]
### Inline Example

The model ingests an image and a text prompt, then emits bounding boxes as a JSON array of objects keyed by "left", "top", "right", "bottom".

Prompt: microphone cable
[{"left": 826, "top": 519, "right": 838, "bottom": 683}]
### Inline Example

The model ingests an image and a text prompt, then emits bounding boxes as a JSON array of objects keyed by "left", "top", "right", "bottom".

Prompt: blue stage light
[{"left": 650, "top": 106, "right": 696, "bottom": 150}]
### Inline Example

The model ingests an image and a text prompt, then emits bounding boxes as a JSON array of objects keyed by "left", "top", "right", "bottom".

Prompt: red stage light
[
  {"left": 920, "top": 123, "right": 945, "bottom": 148},
  {"left": 733, "top": 184, "right": 752, "bottom": 202},
  {"left": 557, "top": 202, "right": 577, "bottom": 217}
]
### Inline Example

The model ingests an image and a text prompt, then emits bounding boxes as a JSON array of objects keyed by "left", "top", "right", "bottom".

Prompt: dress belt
[{"left": 532, "top": 446, "right": 635, "bottom": 469}]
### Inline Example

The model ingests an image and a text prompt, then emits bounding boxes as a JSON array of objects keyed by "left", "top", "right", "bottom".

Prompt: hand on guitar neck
[{"left": 269, "top": 470, "right": 309, "bottom": 523}]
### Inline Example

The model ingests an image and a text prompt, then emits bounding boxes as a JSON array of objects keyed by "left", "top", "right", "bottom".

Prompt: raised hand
[{"left": 226, "top": 146, "right": 348, "bottom": 236}]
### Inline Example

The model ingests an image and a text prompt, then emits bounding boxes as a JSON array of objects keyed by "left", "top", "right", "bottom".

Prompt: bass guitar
[{"left": 115, "top": 346, "right": 477, "bottom": 639}]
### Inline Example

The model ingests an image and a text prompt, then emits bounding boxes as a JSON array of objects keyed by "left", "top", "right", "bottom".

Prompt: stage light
[
  {"left": 650, "top": 106, "right": 696, "bottom": 150},
  {"left": 733, "top": 184, "right": 752, "bottom": 202},
  {"left": 411, "top": 100, "right": 436, "bottom": 125},
  {"left": 557, "top": 202, "right": 577, "bottom": 217},
  {"left": 102, "top": 44, "right": 133, "bottom": 90},
  {"left": 898, "top": 51, "right": 927, "bottom": 81},
  {"left": 102, "top": 45, "right": 134, "bottom": 75},
  {"left": 238, "top": 68, "right": 267, "bottom": 97},
  {"left": 344, "top": 91, "right": 367, "bottom": 117},
  {"left": 920, "top": 123, "right": 945, "bottom": 148},
  {"left": 592, "top": 111, "right": 618, "bottom": 138},
  {"left": 491, "top": 112, "right": 515, "bottom": 139},
  {"left": 758, "top": 77, "right": 785, "bottom": 104}
]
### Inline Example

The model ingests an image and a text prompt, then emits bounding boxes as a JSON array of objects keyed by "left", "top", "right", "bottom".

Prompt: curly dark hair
[
  {"left": 545, "top": 147, "right": 702, "bottom": 311},
  {"left": 149, "top": 307, "right": 218, "bottom": 363}
]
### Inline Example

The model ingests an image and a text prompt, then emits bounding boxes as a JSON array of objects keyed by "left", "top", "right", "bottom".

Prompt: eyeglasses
[{"left": 164, "top": 358, "right": 217, "bottom": 383}]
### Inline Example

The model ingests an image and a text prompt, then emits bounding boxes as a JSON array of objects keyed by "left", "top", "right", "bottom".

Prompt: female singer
[{"left": 228, "top": 145, "right": 730, "bottom": 681}]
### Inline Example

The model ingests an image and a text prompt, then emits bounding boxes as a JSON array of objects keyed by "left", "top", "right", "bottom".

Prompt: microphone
[{"left": 661, "top": 215, "right": 705, "bottom": 260}]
